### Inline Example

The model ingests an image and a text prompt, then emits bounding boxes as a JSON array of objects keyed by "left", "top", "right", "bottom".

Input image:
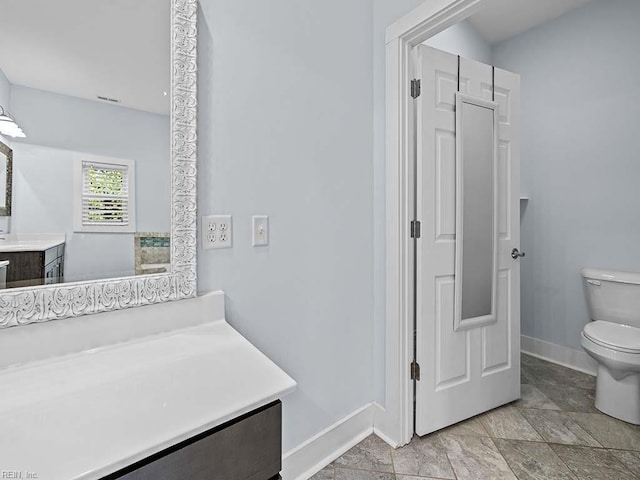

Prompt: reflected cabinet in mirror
[
  {"left": 454, "top": 93, "right": 498, "bottom": 331},
  {"left": 0, "top": 0, "right": 197, "bottom": 326}
]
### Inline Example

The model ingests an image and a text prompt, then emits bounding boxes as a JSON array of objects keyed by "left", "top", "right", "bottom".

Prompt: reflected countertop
[{"left": 0, "top": 233, "right": 65, "bottom": 252}]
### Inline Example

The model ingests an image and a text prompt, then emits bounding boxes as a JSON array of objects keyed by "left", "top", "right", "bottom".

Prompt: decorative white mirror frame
[{"left": 0, "top": 0, "right": 198, "bottom": 328}]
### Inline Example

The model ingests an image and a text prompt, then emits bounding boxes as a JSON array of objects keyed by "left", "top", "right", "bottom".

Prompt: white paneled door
[{"left": 414, "top": 45, "right": 521, "bottom": 435}]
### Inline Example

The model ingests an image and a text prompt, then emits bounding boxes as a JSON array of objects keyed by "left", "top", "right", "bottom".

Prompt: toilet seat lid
[{"left": 583, "top": 321, "right": 640, "bottom": 353}]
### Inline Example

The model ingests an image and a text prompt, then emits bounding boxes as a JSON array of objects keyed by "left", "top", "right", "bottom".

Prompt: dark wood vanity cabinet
[
  {"left": 107, "top": 401, "right": 283, "bottom": 480},
  {"left": 0, "top": 244, "right": 65, "bottom": 288}
]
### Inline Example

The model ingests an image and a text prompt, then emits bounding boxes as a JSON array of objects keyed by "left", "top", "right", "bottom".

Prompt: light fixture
[
  {"left": 0, "top": 105, "right": 26, "bottom": 138},
  {"left": 0, "top": 107, "right": 11, "bottom": 122}
]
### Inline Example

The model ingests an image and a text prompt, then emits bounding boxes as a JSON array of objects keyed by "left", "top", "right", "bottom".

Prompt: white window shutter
[{"left": 81, "top": 161, "right": 130, "bottom": 226}]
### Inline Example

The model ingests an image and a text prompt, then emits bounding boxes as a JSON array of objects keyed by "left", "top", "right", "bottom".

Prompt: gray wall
[
  {"left": 493, "top": 0, "right": 640, "bottom": 350},
  {"left": 426, "top": 20, "right": 492, "bottom": 64},
  {"left": 197, "top": 0, "right": 374, "bottom": 451},
  {"left": 0, "top": 68, "right": 11, "bottom": 145},
  {"left": 9, "top": 85, "right": 170, "bottom": 282},
  {"left": 194, "top": 0, "right": 480, "bottom": 449},
  {"left": 0, "top": 69, "right": 9, "bottom": 113}
]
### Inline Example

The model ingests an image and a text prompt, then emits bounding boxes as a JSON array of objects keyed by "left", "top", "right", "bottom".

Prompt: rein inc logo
[{"left": 1, "top": 472, "right": 38, "bottom": 479}]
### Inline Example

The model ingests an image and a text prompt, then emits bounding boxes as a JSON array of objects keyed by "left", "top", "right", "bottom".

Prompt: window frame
[{"left": 73, "top": 154, "right": 136, "bottom": 233}]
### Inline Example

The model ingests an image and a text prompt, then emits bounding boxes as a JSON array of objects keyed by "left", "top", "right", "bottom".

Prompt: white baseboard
[
  {"left": 521, "top": 335, "right": 597, "bottom": 376},
  {"left": 281, "top": 403, "right": 374, "bottom": 480},
  {"left": 372, "top": 402, "right": 402, "bottom": 448}
]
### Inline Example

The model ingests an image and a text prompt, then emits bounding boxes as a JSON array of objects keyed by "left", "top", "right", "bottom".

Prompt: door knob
[{"left": 511, "top": 248, "right": 525, "bottom": 260}]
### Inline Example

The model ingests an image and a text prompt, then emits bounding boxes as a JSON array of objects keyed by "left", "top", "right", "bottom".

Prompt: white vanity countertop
[
  {"left": 0, "top": 319, "right": 296, "bottom": 480},
  {"left": 0, "top": 233, "right": 65, "bottom": 252},
  {"left": 0, "top": 260, "right": 8, "bottom": 268}
]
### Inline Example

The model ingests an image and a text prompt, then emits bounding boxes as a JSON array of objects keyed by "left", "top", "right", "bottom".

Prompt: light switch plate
[
  {"left": 202, "top": 215, "right": 232, "bottom": 249},
  {"left": 252, "top": 216, "right": 269, "bottom": 246}
]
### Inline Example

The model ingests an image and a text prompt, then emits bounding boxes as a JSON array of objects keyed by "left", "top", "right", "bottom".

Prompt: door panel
[
  {"left": 498, "top": 141, "right": 511, "bottom": 237},
  {"left": 435, "top": 276, "right": 469, "bottom": 388},
  {"left": 435, "top": 131, "right": 456, "bottom": 239},
  {"left": 415, "top": 45, "right": 521, "bottom": 436},
  {"left": 482, "top": 270, "right": 510, "bottom": 374}
]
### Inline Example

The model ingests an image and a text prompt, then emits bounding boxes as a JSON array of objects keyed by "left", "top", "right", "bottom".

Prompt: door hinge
[
  {"left": 410, "top": 361, "right": 421, "bottom": 381},
  {"left": 411, "top": 79, "right": 421, "bottom": 98},
  {"left": 410, "top": 220, "right": 421, "bottom": 239}
]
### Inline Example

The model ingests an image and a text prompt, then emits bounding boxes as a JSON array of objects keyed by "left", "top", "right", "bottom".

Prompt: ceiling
[
  {"left": 467, "top": 0, "right": 593, "bottom": 44},
  {"left": 0, "top": 0, "right": 170, "bottom": 115},
  {"left": 0, "top": 1, "right": 593, "bottom": 114}
]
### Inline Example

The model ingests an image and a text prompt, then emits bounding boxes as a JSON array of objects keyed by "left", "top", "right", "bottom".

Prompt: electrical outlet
[
  {"left": 252, "top": 215, "right": 269, "bottom": 246},
  {"left": 202, "top": 215, "right": 232, "bottom": 249}
]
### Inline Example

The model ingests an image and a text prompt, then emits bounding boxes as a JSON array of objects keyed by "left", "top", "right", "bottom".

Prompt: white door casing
[{"left": 415, "top": 45, "right": 521, "bottom": 435}]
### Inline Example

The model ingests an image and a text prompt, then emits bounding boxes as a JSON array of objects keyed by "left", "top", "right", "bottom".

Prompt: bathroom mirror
[
  {"left": 0, "top": 140, "right": 11, "bottom": 217},
  {"left": 0, "top": 0, "right": 174, "bottom": 287},
  {"left": 0, "top": 0, "right": 197, "bottom": 327},
  {"left": 454, "top": 93, "right": 498, "bottom": 331}
]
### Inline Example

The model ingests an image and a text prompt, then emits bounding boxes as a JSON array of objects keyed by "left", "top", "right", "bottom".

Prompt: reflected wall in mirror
[
  {"left": 0, "top": 0, "right": 171, "bottom": 288},
  {"left": 0, "top": 0, "right": 197, "bottom": 327},
  {"left": 454, "top": 93, "right": 498, "bottom": 331},
  {"left": 0, "top": 140, "right": 11, "bottom": 217}
]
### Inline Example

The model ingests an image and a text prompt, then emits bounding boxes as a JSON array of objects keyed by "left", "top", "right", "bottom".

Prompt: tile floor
[{"left": 311, "top": 354, "right": 640, "bottom": 480}]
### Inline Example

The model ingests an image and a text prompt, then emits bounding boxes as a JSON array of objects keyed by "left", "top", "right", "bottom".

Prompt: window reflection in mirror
[{"left": 0, "top": 0, "right": 171, "bottom": 289}]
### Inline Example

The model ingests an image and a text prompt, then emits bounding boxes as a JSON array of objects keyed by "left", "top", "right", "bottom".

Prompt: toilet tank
[{"left": 582, "top": 268, "right": 640, "bottom": 327}]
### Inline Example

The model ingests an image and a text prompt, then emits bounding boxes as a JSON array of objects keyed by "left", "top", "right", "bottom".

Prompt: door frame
[{"left": 376, "top": 0, "right": 490, "bottom": 447}]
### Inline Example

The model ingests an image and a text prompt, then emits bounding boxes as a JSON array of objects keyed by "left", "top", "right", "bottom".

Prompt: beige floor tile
[
  {"left": 439, "top": 435, "right": 517, "bottom": 480},
  {"left": 521, "top": 353, "right": 548, "bottom": 367},
  {"left": 333, "top": 435, "right": 394, "bottom": 473},
  {"left": 550, "top": 444, "right": 636, "bottom": 480},
  {"left": 514, "top": 384, "right": 561, "bottom": 411},
  {"left": 612, "top": 449, "right": 640, "bottom": 476},
  {"left": 334, "top": 468, "right": 395, "bottom": 480},
  {"left": 494, "top": 438, "right": 576, "bottom": 480},
  {"left": 536, "top": 384, "right": 597, "bottom": 413},
  {"left": 392, "top": 434, "right": 455, "bottom": 478},
  {"left": 520, "top": 409, "right": 600, "bottom": 446},
  {"left": 396, "top": 476, "right": 444, "bottom": 480},
  {"left": 440, "top": 415, "right": 489, "bottom": 437},
  {"left": 309, "top": 465, "right": 334, "bottom": 480},
  {"left": 479, "top": 406, "right": 543, "bottom": 441},
  {"left": 568, "top": 412, "right": 640, "bottom": 450},
  {"left": 521, "top": 361, "right": 595, "bottom": 390}
]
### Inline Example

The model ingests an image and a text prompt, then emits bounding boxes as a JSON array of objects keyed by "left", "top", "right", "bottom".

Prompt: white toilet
[{"left": 581, "top": 268, "right": 640, "bottom": 424}]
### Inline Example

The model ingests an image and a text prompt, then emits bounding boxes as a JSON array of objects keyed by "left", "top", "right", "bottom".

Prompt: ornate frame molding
[
  {"left": 0, "top": 139, "right": 12, "bottom": 217},
  {"left": 0, "top": 0, "right": 198, "bottom": 328}
]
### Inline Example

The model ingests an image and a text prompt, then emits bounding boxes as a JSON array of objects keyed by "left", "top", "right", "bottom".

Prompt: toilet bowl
[{"left": 581, "top": 268, "right": 640, "bottom": 425}]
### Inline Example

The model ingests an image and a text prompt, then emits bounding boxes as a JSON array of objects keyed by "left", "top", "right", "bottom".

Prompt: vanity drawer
[
  {"left": 0, "top": 245, "right": 65, "bottom": 288},
  {"left": 0, "top": 251, "right": 45, "bottom": 287},
  {"left": 108, "top": 401, "right": 282, "bottom": 480}
]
